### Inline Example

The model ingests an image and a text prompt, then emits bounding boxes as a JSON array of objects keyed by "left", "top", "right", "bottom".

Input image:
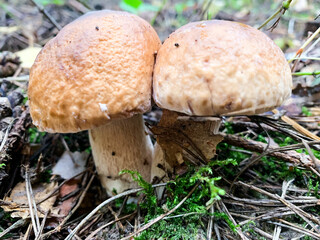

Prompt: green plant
[
  {"left": 0, "top": 163, "right": 5, "bottom": 169},
  {"left": 302, "top": 106, "right": 312, "bottom": 117},
  {"left": 119, "top": 0, "right": 158, "bottom": 14},
  {"left": 34, "top": 0, "right": 65, "bottom": 6},
  {"left": 28, "top": 127, "right": 45, "bottom": 143},
  {"left": 122, "top": 161, "right": 234, "bottom": 239},
  {"left": 120, "top": 170, "right": 157, "bottom": 214}
]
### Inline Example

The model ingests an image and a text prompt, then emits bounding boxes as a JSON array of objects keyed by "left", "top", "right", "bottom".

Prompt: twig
[
  {"left": 42, "top": 173, "right": 96, "bottom": 239},
  {"left": 272, "top": 179, "right": 294, "bottom": 240},
  {"left": 218, "top": 201, "right": 249, "bottom": 240},
  {"left": 0, "top": 118, "right": 17, "bottom": 153},
  {"left": 23, "top": 223, "right": 32, "bottom": 240},
  {"left": 84, "top": 212, "right": 136, "bottom": 240},
  {"left": 30, "top": 0, "right": 62, "bottom": 30},
  {"left": 37, "top": 168, "right": 89, "bottom": 204},
  {"left": 222, "top": 133, "right": 319, "bottom": 169},
  {"left": 238, "top": 181, "right": 320, "bottom": 233},
  {"left": 35, "top": 210, "right": 49, "bottom": 240},
  {"left": 278, "top": 218, "right": 320, "bottom": 238},
  {"left": 108, "top": 205, "right": 125, "bottom": 231},
  {"left": 238, "top": 204, "right": 317, "bottom": 225},
  {"left": 78, "top": 214, "right": 101, "bottom": 235},
  {"left": 162, "top": 212, "right": 205, "bottom": 220},
  {"left": 0, "top": 219, "right": 28, "bottom": 238},
  {"left": 302, "top": 140, "right": 320, "bottom": 171},
  {"left": 288, "top": 26, "right": 320, "bottom": 69},
  {"left": 268, "top": 220, "right": 320, "bottom": 239},
  {"left": 120, "top": 183, "right": 200, "bottom": 240},
  {"left": 200, "top": 0, "right": 214, "bottom": 20},
  {"left": 207, "top": 205, "right": 214, "bottom": 240},
  {"left": 0, "top": 75, "right": 29, "bottom": 83},
  {"left": 225, "top": 192, "right": 319, "bottom": 206},
  {"left": 258, "top": 0, "right": 292, "bottom": 31},
  {"left": 65, "top": 183, "right": 167, "bottom": 240},
  {"left": 59, "top": 135, "right": 78, "bottom": 167},
  {"left": 254, "top": 227, "right": 273, "bottom": 239},
  {"left": 214, "top": 222, "right": 221, "bottom": 240},
  {"left": 150, "top": 0, "right": 167, "bottom": 25},
  {"left": 25, "top": 167, "right": 40, "bottom": 236}
]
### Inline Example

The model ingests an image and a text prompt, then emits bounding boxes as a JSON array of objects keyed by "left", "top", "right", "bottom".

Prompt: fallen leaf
[
  {"left": 15, "top": 47, "right": 42, "bottom": 69},
  {"left": 52, "top": 151, "right": 88, "bottom": 180},
  {"left": 151, "top": 110, "right": 223, "bottom": 168},
  {"left": 2, "top": 181, "right": 59, "bottom": 218},
  {"left": 57, "top": 179, "right": 80, "bottom": 217}
]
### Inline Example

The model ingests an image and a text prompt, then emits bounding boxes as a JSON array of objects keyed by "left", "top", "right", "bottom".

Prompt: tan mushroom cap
[
  {"left": 153, "top": 20, "right": 292, "bottom": 116},
  {"left": 29, "top": 10, "right": 161, "bottom": 133}
]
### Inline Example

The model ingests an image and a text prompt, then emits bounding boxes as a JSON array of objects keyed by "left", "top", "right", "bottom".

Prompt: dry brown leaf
[
  {"left": 52, "top": 151, "right": 88, "bottom": 180},
  {"left": 2, "top": 181, "right": 59, "bottom": 218},
  {"left": 58, "top": 179, "right": 80, "bottom": 217},
  {"left": 15, "top": 47, "right": 42, "bottom": 69},
  {"left": 151, "top": 110, "right": 223, "bottom": 168}
]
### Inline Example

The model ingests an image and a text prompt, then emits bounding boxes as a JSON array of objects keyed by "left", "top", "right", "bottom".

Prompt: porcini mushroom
[
  {"left": 151, "top": 20, "right": 292, "bottom": 177},
  {"left": 28, "top": 10, "right": 161, "bottom": 194}
]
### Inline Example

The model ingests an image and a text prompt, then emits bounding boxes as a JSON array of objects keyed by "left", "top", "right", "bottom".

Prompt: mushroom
[
  {"left": 28, "top": 10, "right": 161, "bottom": 194},
  {"left": 151, "top": 20, "right": 292, "bottom": 177}
]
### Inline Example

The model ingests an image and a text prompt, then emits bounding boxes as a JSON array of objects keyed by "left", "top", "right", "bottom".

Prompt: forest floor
[{"left": 0, "top": 0, "right": 320, "bottom": 239}]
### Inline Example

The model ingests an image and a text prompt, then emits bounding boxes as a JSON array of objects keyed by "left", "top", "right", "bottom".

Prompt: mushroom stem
[{"left": 89, "top": 114, "right": 153, "bottom": 194}]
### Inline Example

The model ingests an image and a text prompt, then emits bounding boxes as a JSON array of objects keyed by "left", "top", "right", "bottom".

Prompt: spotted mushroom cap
[
  {"left": 153, "top": 20, "right": 292, "bottom": 116},
  {"left": 28, "top": 10, "right": 161, "bottom": 133}
]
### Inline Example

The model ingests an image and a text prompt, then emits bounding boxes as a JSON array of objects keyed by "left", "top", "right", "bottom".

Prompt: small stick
[
  {"left": 253, "top": 227, "right": 273, "bottom": 239},
  {"left": 207, "top": 205, "right": 214, "bottom": 240},
  {"left": 150, "top": 0, "right": 167, "bottom": 25},
  {"left": 213, "top": 223, "right": 221, "bottom": 240},
  {"left": 37, "top": 169, "right": 89, "bottom": 204},
  {"left": 35, "top": 210, "right": 50, "bottom": 240},
  {"left": 108, "top": 205, "right": 125, "bottom": 231},
  {"left": 238, "top": 204, "right": 317, "bottom": 226},
  {"left": 278, "top": 218, "right": 320, "bottom": 238},
  {"left": 23, "top": 223, "right": 33, "bottom": 240},
  {"left": 42, "top": 173, "right": 95, "bottom": 239},
  {"left": 302, "top": 140, "right": 320, "bottom": 171},
  {"left": 84, "top": 212, "right": 136, "bottom": 240},
  {"left": 218, "top": 201, "right": 249, "bottom": 240},
  {"left": 25, "top": 168, "right": 40, "bottom": 236},
  {"left": 238, "top": 181, "right": 320, "bottom": 233},
  {"left": 30, "top": 0, "right": 62, "bottom": 30},
  {"left": 0, "top": 119, "right": 17, "bottom": 153},
  {"left": 258, "top": 0, "right": 292, "bottom": 31},
  {"left": 272, "top": 179, "right": 294, "bottom": 240},
  {"left": 0, "top": 219, "right": 28, "bottom": 238},
  {"left": 268, "top": 221, "right": 320, "bottom": 239},
  {"left": 222, "top": 133, "right": 319, "bottom": 169},
  {"left": 0, "top": 75, "right": 29, "bottom": 83},
  {"left": 65, "top": 183, "right": 167, "bottom": 240},
  {"left": 59, "top": 135, "right": 78, "bottom": 166}
]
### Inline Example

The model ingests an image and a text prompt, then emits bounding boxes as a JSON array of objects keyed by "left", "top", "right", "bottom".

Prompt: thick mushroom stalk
[
  {"left": 89, "top": 114, "right": 153, "bottom": 194},
  {"left": 28, "top": 10, "right": 161, "bottom": 194}
]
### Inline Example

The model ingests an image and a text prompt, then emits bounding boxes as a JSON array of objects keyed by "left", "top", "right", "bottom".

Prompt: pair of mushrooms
[{"left": 28, "top": 10, "right": 292, "bottom": 194}]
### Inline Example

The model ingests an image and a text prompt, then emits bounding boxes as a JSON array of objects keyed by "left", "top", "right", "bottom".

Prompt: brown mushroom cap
[
  {"left": 29, "top": 10, "right": 161, "bottom": 133},
  {"left": 153, "top": 20, "right": 292, "bottom": 116}
]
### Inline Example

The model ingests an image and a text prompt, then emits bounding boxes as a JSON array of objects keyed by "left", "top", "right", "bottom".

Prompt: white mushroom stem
[{"left": 89, "top": 114, "right": 153, "bottom": 194}]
